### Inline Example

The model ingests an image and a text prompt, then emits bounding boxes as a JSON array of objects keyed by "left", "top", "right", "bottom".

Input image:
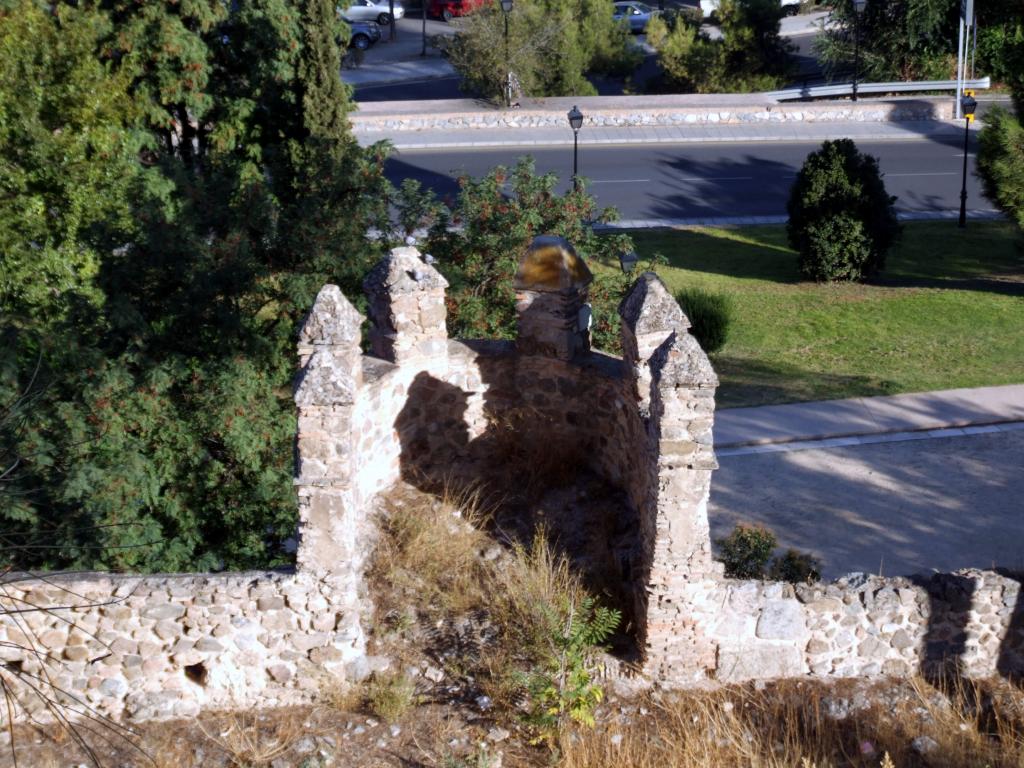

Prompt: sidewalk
[
  {"left": 359, "top": 118, "right": 972, "bottom": 149},
  {"left": 714, "top": 384, "right": 1024, "bottom": 450}
]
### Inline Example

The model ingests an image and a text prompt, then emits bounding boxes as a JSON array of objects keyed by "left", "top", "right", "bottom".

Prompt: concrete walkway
[{"left": 714, "top": 384, "right": 1024, "bottom": 450}]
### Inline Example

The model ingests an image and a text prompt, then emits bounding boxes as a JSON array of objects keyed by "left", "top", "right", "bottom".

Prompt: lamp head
[
  {"left": 567, "top": 105, "right": 584, "bottom": 131},
  {"left": 961, "top": 93, "right": 978, "bottom": 118},
  {"left": 853, "top": 0, "right": 867, "bottom": 13},
  {"left": 500, "top": 0, "right": 513, "bottom": 12},
  {"left": 618, "top": 251, "right": 639, "bottom": 275}
]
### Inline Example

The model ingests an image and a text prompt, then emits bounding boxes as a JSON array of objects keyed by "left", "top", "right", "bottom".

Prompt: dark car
[{"left": 343, "top": 15, "right": 382, "bottom": 50}]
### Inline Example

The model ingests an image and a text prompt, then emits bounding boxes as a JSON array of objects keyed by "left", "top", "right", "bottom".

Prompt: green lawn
[{"left": 625, "top": 221, "right": 1024, "bottom": 409}]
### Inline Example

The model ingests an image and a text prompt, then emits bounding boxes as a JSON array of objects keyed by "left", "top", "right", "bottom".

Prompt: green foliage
[
  {"left": 814, "top": 0, "right": 957, "bottom": 82},
  {"left": 1, "top": 0, "right": 389, "bottom": 572},
  {"left": 787, "top": 139, "right": 900, "bottom": 282},
  {"left": 716, "top": 523, "right": 777, "bottom": 579},
  {"left": 977, "top": 107, "right": 1024, "bottom": 230},
  {"left": 675, "top": 287, "right": 732, "bottom": 353},
  {"left": 0, "top": 2, "right": 138, "bottom": 324},
  {"left": 395, "top": 158, "right": 635, "bottom": 352},
  {"left": 716, "top": 523, "right": 821, "bottom": 583},
  {"left": 519, "top": 594, "right": 619, "bottom": 744},
  {"left": 446, "top": 0, "right": 639, "bottom": 102},
  {"left": 646, "top": 0, "right": 793, "bottom": 93},
  {"left": 976, "top": 3, "right": 1024, "bottom": 112},
  {"left": 769, "top": 549, "right": 822, "bottom": 584}
]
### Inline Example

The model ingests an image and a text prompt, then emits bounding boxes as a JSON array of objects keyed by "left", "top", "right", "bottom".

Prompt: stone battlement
[{"left": 1, "top": 237, "right": 1020, "bottom": 724}]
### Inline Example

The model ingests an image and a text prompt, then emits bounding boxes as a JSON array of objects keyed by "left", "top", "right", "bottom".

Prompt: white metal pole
[
  {"left": 970, "top": 11, "right": 978, "bottom": 80},
  {"left": 955, "top": 14, "right": 966, "bottom": 119}
]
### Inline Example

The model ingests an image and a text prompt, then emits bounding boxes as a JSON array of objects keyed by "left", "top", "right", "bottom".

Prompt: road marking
[
  {"left": 590, "top": 179, "right": 651, "bottom": 184},
  {"left": 886, "top": 172, "right": 959, "bottom": 177},
  {"left": 677, "top": 175, "right": 755, "bottom": 182}
]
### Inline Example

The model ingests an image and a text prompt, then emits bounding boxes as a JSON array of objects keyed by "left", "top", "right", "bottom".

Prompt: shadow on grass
[{"left": 712, "top": 355, "right": 896, "bottom": 409}]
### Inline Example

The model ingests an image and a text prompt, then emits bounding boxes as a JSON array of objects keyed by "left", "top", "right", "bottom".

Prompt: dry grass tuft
[
  {"left": 196, "top": 711, "right": 308, "bottom": 768},
  {"left": 559, "top": 676, "right": 1024, "bottom": 768}
]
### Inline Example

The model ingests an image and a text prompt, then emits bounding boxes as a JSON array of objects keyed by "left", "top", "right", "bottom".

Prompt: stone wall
[
  {"left": 3, "top": 236, "right": 1022, "bottom": 727},
  {"left": 0, "top": 571, "right": 365, "bottom": 722}
]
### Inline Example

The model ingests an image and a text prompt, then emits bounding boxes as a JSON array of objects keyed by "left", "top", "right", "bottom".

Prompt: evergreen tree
[{"left": 814, "top": 0, "right": 958, "bottom": 82}]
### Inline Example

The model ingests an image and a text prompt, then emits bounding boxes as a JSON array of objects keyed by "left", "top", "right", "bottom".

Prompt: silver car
[{"left": 342, "top": 0, "right": 405, "bottom": 25}]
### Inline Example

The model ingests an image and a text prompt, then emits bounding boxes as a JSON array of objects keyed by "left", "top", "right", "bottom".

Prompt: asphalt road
[{"left": 385, "top": 135, "right": 991, "bottom": 219}]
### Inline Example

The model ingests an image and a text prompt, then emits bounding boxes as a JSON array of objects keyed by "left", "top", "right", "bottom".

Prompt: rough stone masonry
[{"left": 1, "top": 237, "right": 1021, "bottom": 725}]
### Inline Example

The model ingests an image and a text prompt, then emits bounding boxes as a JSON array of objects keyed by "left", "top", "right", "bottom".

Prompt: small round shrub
[
  {"left": 675, "top": 287, "right": 732, "bottom": 353},
  {"left": 787, "top": 138, "right": 900, "bottom": 282},
  {"left": 715, "top": 523, "right": 776, "bottom": 579}
]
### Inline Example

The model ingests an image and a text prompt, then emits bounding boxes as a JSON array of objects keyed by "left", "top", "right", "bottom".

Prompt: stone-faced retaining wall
[{"left": 349, "top": 96, "right": 952, "bottom": 134}]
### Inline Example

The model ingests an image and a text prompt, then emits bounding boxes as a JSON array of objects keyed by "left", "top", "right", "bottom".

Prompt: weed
[
  {"left": 197, "top": 711, "right": 305, "bottom": 767},
  {"left": 366, "top": 673, "right": 416, "bottom": 723}
]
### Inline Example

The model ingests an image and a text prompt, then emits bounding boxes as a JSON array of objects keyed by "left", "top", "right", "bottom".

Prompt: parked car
[
  {"left": 699, "top": 0, "right": 799, "bottom": 18},
  {"left": 342, "top": 0, "right": 404, "bottom": 25},
  {"left": 343, "top": 16, "right": 382, "bottom": 50},
  {"left": 612, "top": 1, "right": 659, "bottom": 33},
  {"left": 428, "top": 0, "right": 488, "bottom": 22}
]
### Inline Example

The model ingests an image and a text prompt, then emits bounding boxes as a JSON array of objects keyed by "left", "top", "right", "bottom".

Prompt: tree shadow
[
  {"left": 709, "top": 429, "right": 1024, "bottom": 580},
  {"left": 712, "top": 355, "right": 896, "bottom": 409}
]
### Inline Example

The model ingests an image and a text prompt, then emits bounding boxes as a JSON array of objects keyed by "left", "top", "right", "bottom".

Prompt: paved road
[
  {"left": 385, "top": 137, "right": 989, "bottom": 218},
  {"left": 709, "top": 428, "right": 1024, "bottom": 579}
]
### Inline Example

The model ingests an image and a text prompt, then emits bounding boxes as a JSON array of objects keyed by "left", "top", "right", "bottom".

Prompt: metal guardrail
[{"left": 767, "top": 77, "right": 991, "bottom": 102}]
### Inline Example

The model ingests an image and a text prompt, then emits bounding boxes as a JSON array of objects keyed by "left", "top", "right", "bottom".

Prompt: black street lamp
[
  {"left": 568, "top": 105, "right": 583, "bottom": 192},
  {"left": 500, "top": 0, "right": 513, "bottom": 107},
  {"left": 852, "top": 0, "right": 867, "bottom": 102},
  {"left": 619, "top": 251, "right": 639, "bottom": 274},
  {"left": 958, "top": 92, "right": 978, "bottom": 229}
]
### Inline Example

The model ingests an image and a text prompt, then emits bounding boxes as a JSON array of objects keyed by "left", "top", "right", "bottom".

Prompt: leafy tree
[
  {"left": 787, "top": 139, "right": 900, "bottom": 282},
  {"left": 0, "top": 2, "right": 139, "bottom": 326},
  {"left": 392, "top": 158, "right": 635, "bottom": 352},
  {"left": 1, "top": 0, "right": 390, "bottom": 572},
  {"left": 446, "top": 0, "right": 639, "bottom": 102},
  {"left": 815, "top": 0, "right": 957, "bottom": 82},
  {"left": 645, "top": 0, "right": 792, "bottom": 93},
  {"left": 975, "top": 0, "right": 1024, "bottom": 113}
]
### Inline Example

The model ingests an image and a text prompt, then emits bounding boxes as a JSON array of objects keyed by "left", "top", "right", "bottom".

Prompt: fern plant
[{"left": 519, "top": 595, "right": 620, "bottom": 745}]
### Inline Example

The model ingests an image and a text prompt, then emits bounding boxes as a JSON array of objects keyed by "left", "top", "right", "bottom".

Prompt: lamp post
[
  {"left": 500, "top": 0, "right": 513, "bottom": 107},
  {"left": 958, "top": 92, "right": 977, "bottom": 229},
  {"left": 568, "top": 105, "right": 583, "bottom": 192},
  {"left": 851, "top": 0, "right": 867, "bottom": 102}
]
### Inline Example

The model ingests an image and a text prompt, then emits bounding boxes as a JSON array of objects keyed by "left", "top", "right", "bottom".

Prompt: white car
[
  {"left": 699, "top": 0, "right": 799, "bottom": 18},
  {"left": 343, "top": 0, "right": 405, "bottom": 25}
]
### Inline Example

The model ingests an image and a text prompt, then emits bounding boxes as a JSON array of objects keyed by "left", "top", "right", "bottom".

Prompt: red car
[{"left": 428, "top": 0, "right": 489, "bottom": 21}]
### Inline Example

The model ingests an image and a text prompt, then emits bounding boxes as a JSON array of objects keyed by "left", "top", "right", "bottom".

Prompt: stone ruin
[{"left": 0, "top": 238, "right": 1021, "bottom": 723}]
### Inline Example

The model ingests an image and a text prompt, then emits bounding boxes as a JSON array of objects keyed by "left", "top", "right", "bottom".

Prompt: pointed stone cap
[
  {"left": 299, "top": 285, "right": 364, "bottom": 347},
  {"left": 514, "top": 235, "right": 593, "bottom": 292},
  {"left": 619, "top": 272, "right": 689, "bottom": 335},
  {"left": 294, "top": 349, "right": 360, "bottom": 406},
  {"left": 363, "top": 246, "right": 448, "bottom": 296},
  {"left": 650, "top": 331, "right": 718, "bottom": 389}
]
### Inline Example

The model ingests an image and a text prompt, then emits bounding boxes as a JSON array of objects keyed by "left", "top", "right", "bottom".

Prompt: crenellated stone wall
[{"left": 3, "top": 235, "right": 1021, "bottom": 728}]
